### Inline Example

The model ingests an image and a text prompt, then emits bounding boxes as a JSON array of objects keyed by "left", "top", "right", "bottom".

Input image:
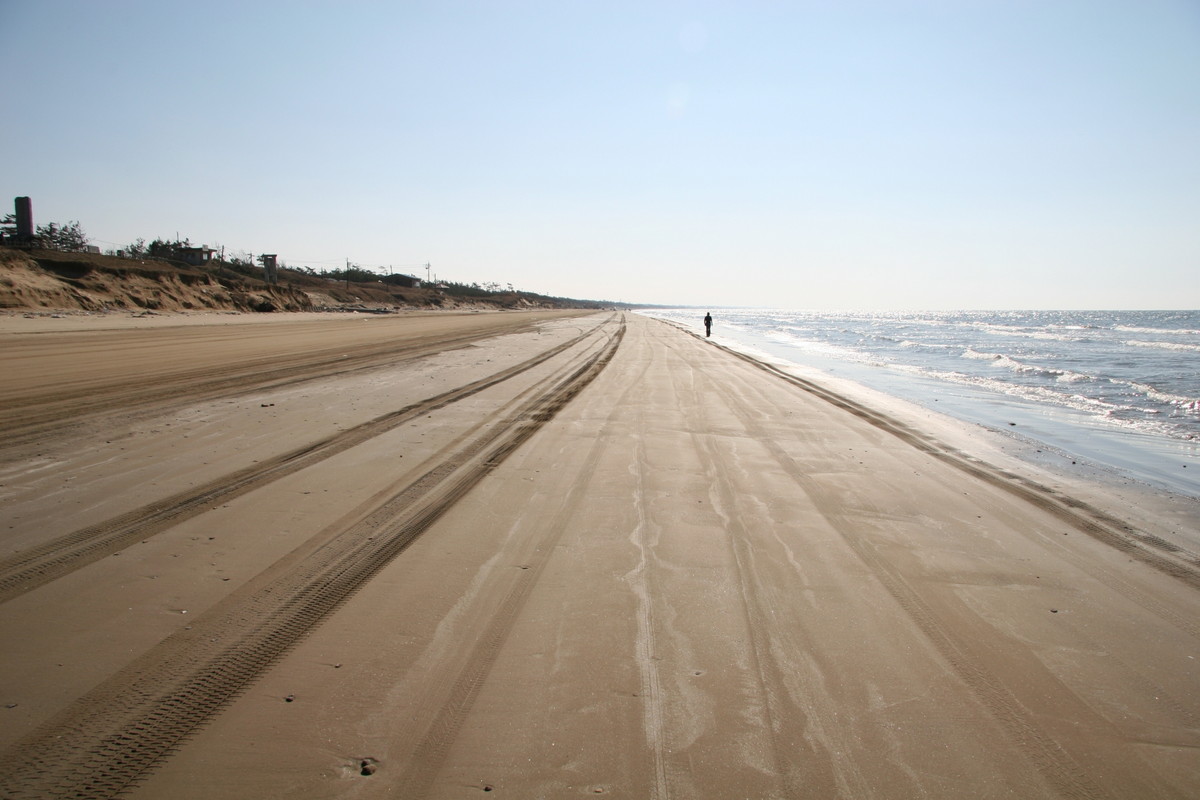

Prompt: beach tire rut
[
  {"left": 0, "top": 318, "right": 625, "bottom": 800},
  {"left": 0, "top": 316, "right": 571, "bottom": 447},
  {"left": 704, "top": 334, "right": 1200, "bottom": 592},
  {"left": 0, "top": 319, "right": 610, "bottom": 605},
  {"left": 684, "top": 326, "right": 1182, "bottom": 798}
]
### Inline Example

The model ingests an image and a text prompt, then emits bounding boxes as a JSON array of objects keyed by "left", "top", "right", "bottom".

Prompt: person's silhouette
[{"left": 704, "top": 312, "right": 712, "bottom": 337}]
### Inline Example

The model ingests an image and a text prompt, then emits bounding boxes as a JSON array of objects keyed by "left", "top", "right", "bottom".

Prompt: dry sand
[{"left": 0, "top": 309, "right": 1197, "bottom": 799}]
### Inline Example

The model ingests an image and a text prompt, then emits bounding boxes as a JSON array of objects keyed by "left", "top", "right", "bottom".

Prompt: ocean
[{"left": 640, "top": 309, "right": 1200, "bottom": 497}]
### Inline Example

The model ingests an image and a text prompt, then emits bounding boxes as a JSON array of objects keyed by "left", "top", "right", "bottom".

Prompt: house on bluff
[{"left": 178, "top": 246, "right": 217, "bottom": 267}]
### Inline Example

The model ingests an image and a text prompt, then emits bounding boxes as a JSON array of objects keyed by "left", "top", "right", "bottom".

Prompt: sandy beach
[{"left": 0, "top": 309, "right": 1197, "bottom": 799}]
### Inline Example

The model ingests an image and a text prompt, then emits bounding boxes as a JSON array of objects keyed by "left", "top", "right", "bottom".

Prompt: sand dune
[{"left": 0, "top": 310, "right": 1197, "bottom": 799}]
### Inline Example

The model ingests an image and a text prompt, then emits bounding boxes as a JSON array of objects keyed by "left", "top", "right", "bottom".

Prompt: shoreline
[
  {"left": 642, "top": 312, "right": 1200, "bottom": 555},
  {"left": 640, "top": 309, "right": 1200, "bottom": 501}
]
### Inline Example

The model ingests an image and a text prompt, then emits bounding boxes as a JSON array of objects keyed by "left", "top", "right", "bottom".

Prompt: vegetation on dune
[
  {"left": 2, "top": 214, "right": 90, "bottom": 252},
  {"left": 1, "top": 216, "right": 624, "bottom": 312}
]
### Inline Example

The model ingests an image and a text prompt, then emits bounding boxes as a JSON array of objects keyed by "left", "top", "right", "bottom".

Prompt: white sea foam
[
  {"left": 1124, "top": 339, "right": 1200, "bottom": 353},
  {"left": 1116, "top": 325, "right": 1200, "bottom": 336},
  {"left": 987, "top": 354, "right": 1076, "bottom": 381},
  {"left": 971, "top": 325, "right": 1087, "bottom": 343},
  {"left": 762, "top": 330, "right": 878, "bottom": 364}
]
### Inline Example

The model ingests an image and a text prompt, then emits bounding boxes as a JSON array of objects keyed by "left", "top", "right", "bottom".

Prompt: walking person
[{"left": 704, "top": 312, "right": 713, "bottom": 338}]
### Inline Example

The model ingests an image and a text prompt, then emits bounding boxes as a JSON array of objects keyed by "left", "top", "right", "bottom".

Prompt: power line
[{"left": 283, "top": 257, "right": 346, "bottom": 265}]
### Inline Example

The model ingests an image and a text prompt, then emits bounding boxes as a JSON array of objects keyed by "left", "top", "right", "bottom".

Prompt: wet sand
[{"left": 0, "top": 310, "right": 1197, "bottom": 799}]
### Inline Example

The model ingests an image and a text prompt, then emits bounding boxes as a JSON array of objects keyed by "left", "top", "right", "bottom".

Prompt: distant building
[
  {"left": 14, "top": 197, "right": 34, "bottom": 240},
  {"left": 1, "top": 196, "right": 37, "bottom": 247},
  {"left": 260, "top": 254, "right": 278, "bottom": 284},
  {"left": 178, "top": 246, "right": 217, "bottom": 267}
]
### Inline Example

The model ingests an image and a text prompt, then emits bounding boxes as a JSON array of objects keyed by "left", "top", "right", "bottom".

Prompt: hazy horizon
[{"left": 3, "top": 1, "right": 1197, "bottom": 310}]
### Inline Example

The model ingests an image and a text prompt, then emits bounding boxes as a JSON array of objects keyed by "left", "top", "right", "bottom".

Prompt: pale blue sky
[{"left": 3, "top": 1, "right": 1197, "bottom": 308}]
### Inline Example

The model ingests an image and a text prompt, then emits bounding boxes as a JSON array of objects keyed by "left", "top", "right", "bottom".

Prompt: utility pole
[
  {"left": 425, "top": 262, "right": 431, "bottom": 285},
  {"left": 346, "top": 258, "right": 351, "bottom": 290}
]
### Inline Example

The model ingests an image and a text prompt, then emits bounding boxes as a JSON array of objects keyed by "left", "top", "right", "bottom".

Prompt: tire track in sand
[
  {"left": 0, "top": 314, "right": 583, "bottom": 446},
  {"left": 394, "top": 317, "right": 667, "bottom": 799},
  {"left": 667, "top": 331, "right": 858, "bottom": 799},
  {"left": 691, "top": 331, "right": 1125, "bottom": 799},
  {"left": 696, "top": 331, "right": 1200, "bottom": 644},
  {"left": 689, "top": 329, "right": 1200, "bottom": 593},
  {"left": 0, "top": 319, "right": 609, "bottom": 605},
  {"left": 627, "top": 420, "right": 673, "bottom": 800},
  {"left": 0, "top": 320, "right": 624, "bottom": 800}
]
